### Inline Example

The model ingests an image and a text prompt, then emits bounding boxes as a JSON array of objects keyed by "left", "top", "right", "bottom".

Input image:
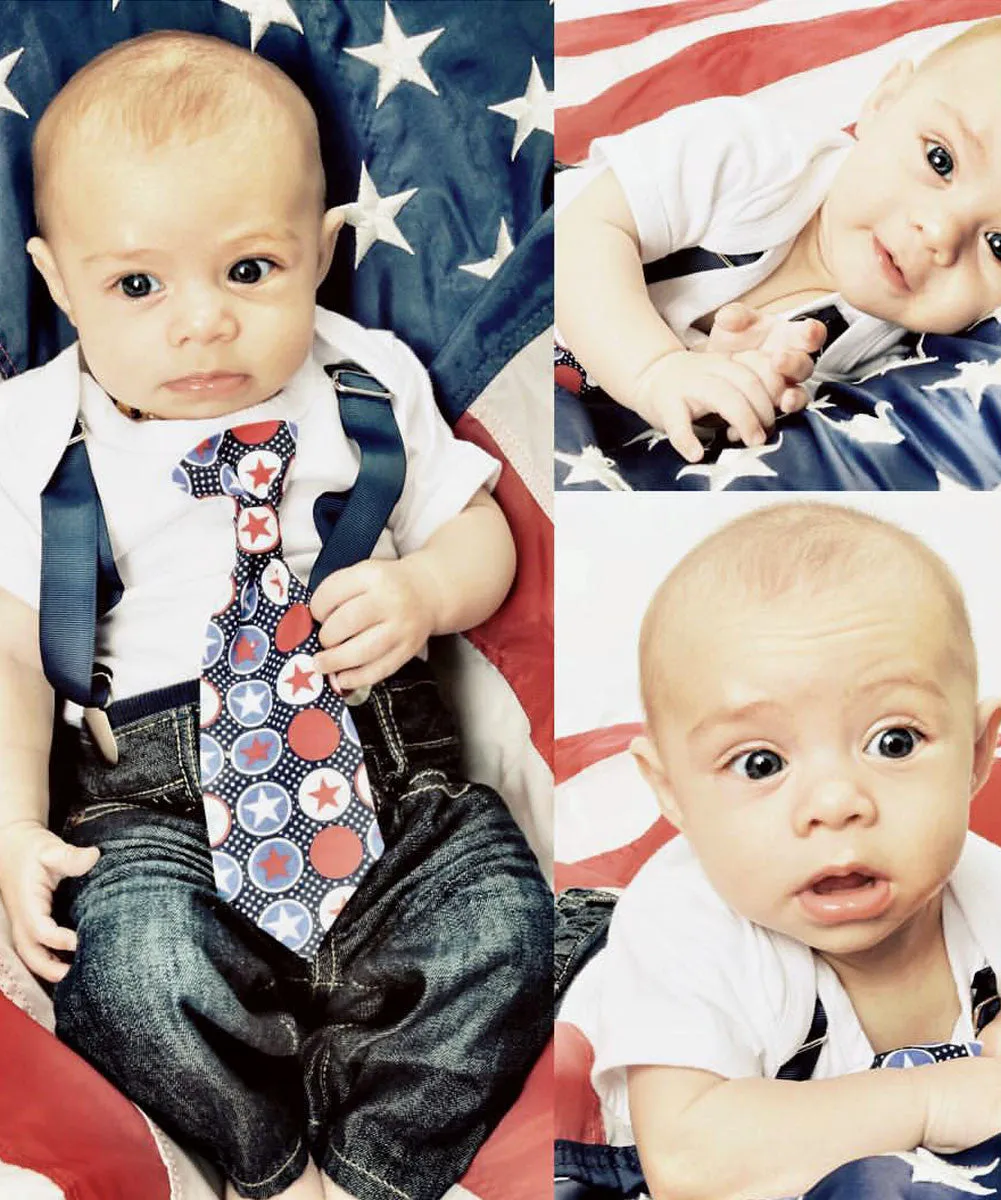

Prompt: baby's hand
[
  {"left": 921, "top": 1055, "right": 1001, "bottom": 1154},
  {"left": 632, "top": 347, "right": 792, "bottom": 463},
  {"left": 708, "top": 302, "right": 827, "bottom": 434},
  {"left": 0, "top": 820, "right": 99, "bottom": 982},
  {"left": 310, "top": 557, "right": 438, "bottom": 693}
]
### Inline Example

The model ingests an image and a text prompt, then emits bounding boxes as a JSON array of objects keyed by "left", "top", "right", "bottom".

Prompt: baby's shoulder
[
  {"left": 0, "top": 345, "right": 79, "bottom": 499},
  {"left": 313, "top": 306, "right": 425, "bottom": 397}
]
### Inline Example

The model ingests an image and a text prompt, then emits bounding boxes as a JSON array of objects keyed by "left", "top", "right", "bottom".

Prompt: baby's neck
[
  {"left": 736, "top": 209, "right": 838, "bottom": 316},
  {"left": 818, "top": 896, "right": 960, "bottom": 1054}
]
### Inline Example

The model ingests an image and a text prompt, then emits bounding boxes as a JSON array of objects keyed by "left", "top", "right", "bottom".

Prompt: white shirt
[
  {"left": 562, "top": 95, "right": 908, "bottom": 380},
  {"left": 588, "top": 833, "right": 1001, "bottom": 1133},
  {"left": 0, "top": 308, "right": 500, "bottom": 701}
]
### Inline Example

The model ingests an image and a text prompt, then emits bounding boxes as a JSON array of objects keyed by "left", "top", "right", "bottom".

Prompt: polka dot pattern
[{"left": 176, "top": 421, "right": 381, "bottom": 959}]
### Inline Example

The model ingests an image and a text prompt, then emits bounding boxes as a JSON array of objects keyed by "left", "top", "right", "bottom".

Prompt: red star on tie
[
  {"left": 233, "top": 632, "right": 260, "bottom": 664},
  {"left": 242, "top": 511, "right": 272, "bottom": 543},
  {"left": 310, "top": 778, "right": 343, "bottom": 813},
  {"left": 248, "top": 458, "right": 277, "bottom": 489},
  {"left": 286, "top": 664, "right": 316, "bottom": 695},
  {"left": 240, "top": 736, "right": 271, "bottom": 767},
  {"left": 259, "top": 846, "right": 293, "bottom": 882}
]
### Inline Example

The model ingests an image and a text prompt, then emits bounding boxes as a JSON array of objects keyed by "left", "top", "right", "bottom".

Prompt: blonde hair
[
  {"left": 639, "top": 503, "right": 976, "bottom": 725},
  {"left": 32, "top": 30, "right": 325, "bottom": 235}
]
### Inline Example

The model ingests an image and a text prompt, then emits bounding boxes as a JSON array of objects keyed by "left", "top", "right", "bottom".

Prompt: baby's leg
[
  {"left": 54, "top": 805, "right": 315, "bottom": 1199},
  {"left": 303, "top": 768, "right": 552, "bottom": 1200}
]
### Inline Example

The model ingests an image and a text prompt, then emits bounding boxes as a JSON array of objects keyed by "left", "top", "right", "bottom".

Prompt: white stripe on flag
[
  {"left": 0, "top": 1163, "right": 65, "bottom": 1200},
  {"left": 556, "top": 752, "right": 659, "bottom": 864}
]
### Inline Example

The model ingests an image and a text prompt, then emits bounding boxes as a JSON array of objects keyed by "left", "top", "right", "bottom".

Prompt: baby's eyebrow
[
  {"left": 82, "top": 247, "right": 162, "bottom": 265},
  {"left": 935, "top": 101, "right": 985, "bottom": 163}
]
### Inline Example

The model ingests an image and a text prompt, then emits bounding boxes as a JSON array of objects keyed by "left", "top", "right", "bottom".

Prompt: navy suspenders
[{"left": 38, "top": 362, "right": 406, "bottom": 710}]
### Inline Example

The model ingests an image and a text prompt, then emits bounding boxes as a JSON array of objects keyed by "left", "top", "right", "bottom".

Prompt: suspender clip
[
  {"left": 67, "top": 417, "right": 88, "bottom": 447},
  {"left": 83, "top": 706, "right": 119, "bottom": 766},
  {"left": 329, "top": 367, "right": 394, "bottom": 402}
]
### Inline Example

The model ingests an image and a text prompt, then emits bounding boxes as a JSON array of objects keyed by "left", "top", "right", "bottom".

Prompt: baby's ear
[
  {"left": 25, "top": 237, "right": 74, "bottom": 322},
  {"left": 971, "top": 698, "right": 1001, "bottom": 796},
  {"left": 316, "top": 208, "right": 345, "bottom": 285},
  {"left": 631, "top": 730, "right": 684, "bottom": 830},
  {"left": 856, "top": 60, "right": 914, "bottom": 137}
]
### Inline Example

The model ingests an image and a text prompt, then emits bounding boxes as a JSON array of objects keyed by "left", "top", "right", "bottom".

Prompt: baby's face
[
  {"left": 645, "top": 583, "right": 989, "bottom": 967},
  {"left": 31, "top": 123, "right": 336, "bottom": 418},
  {"left": 820, "top": 41, "right": 1001, "bottom": 334}
]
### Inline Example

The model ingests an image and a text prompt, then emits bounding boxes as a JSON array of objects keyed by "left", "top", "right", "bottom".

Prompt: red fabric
[
  {"left": 456, "top": 410, "right": 554, "bottom": 770},
  {"left": 557, "top": 0, "right": 763, "bottom": 55},
  {"left": 0, "top": 992, "right": 170, "bottom": 1199},
  {"left": 556, "top": 0, "right": 1001, "bottom": 163},
  {"left": 555, "top": 723, "right": 644, "bottom": 785},
  {"left": 462, "top": 1038, "right": 554, "bottom": 1200},
  {"left": 554, "top": 1022, "right": 604, "bottom": 1144},
  {"left": 556, "top": 816, "right": 678, "bottom": 894}
]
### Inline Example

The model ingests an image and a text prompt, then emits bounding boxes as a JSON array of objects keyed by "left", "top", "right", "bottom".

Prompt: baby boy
[
  {"left": 592, "top": 503, "right": 1001, "bottom": 1198},
  {"left": 0, "top": 30, "right": 549, "bottom": 1200},
  {"left": 556, "top": 18, "right": 1001, "bottom": 462}
]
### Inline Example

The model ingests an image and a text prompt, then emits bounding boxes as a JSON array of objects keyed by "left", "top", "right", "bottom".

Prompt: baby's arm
[
  {"left": 556, "top": 174, "right": 814, "bottom": 461},
  {"left": 630, "top": 1057, "right": 1001, "bottom": 1200},
  {"left": 0, "top": 588, "right": 98, "bottom": 981},
  {"left": 310, "top": 488, "right": 515, "bottom": 692}
]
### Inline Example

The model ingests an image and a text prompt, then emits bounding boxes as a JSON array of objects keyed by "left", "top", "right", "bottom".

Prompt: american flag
[
  {"left": 555, "top": 0, "right": 1001, "bottom": 492},
  {"left": 0, "top": 2, "right": 553, "bottom": 1198}
]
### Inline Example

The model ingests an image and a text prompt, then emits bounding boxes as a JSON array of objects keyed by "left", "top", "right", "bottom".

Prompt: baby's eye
[
  {"left": 228, "top": 258, "right": 275, "bottom": 285},
  {"left": 117, "top": 273, "right": 163, "bottom": 299},
  {"left": 863, "top": 726, "right": 923, "bottom": 760},
  {"left": 925, "top": 141, "right": 954, "bottom": 179},
  {"left": 985, "top": 232, "right": 1001, "bottom": 263},
  {"left": 729, "top": 748, "right": 786, "bottom": 781}
]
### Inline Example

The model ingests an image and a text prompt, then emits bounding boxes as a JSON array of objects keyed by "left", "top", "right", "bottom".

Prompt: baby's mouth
[
  {"left": 798, "top": 867, "right": 892, "bottom": 924},
  {"left": 873, "top": 236, "right": 911, "bottom": 293}
]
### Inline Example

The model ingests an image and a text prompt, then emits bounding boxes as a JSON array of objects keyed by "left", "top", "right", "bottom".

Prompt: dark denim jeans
[{"left": 53, "top": 660, "right": 553, "bottom": 1200}]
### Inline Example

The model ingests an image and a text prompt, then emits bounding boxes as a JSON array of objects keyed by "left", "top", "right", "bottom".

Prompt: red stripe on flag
[
  {"left": 556, "top": 0, "right": 1001, "bottom": 163},
  {"left": 455, "top": 410, "right": 553, "bottom": 771},
  {"left": 558, "top": 0, "right": 766, "bottom": 56},
  {"left": 555, "top": 722, "right": 644, "bottom": 784},
  {"left": 556, "top": 815, "right": 677, "bottom": 892},
  {"left": 461, "top": 1038, "right": 554, "bottom": 1200},
  {"left": 0, "top": 992, "right": 171, "bottom": 1200}
]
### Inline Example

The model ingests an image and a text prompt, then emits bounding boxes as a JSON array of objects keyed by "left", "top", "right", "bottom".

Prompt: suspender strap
[
  {"left": 309, "top": 363, "right": 406, "bottom": 593},
  {"left": 775, "top": 995, "right": 829, "bottom": 1081},
  {"left": 39, "top": 420, "right": 123, "bottom": 707},
  {"left": 972, "top": 964, "right": 1000, "bottom": 1033},
  {"left": 555, "top": 1140, "right": 647, "bottom": 1198},
  {"left": 642, "top": 247, "right": 763, "bottom": 286}
]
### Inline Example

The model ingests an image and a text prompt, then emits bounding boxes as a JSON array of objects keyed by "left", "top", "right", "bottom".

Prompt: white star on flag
[
  {"left": 923, "top": 357, "right": 1001, "bottom": 411},
  {"left": 220, "top": 0, "right": 304, "bottom": 52},
  {"left": 244, "top": 787, "right": 283, "bottom": 829},
  {"left": 808, "top": 399, "right": 904, "bottom": 445},
  {"left": 460, "top": 219, "right": 514, "bottom": 281},
  {"left": 555, "top": 445, "right": 633, "bottom": 491},
  {"left": 264, "top": 904, "right": 305, "bottom": 944},
  {"left": 888, "top": 1147, "right": 999, "bottom": 1195},
  {"left": 677, "top": 437, "right": 783, "bottom": 491},
  {"left": 855, "top": 350, "right": 939, "bottom": 385},
  {"left": 345, "top": 2, "right": 444, "bottom": 109},
  {"left": 489, "top": 57, "right": 553, "bottom": 160},
  {"left": 0, "top": 49, "right": 27, "bottom": 119},
  {"left": 339, "top": 162, "right": 417, "bottom": 266}
]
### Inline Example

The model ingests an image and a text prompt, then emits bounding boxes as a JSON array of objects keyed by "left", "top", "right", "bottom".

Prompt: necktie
[{"left": 173, "top": 419, "right": 383, "bottom": 958}]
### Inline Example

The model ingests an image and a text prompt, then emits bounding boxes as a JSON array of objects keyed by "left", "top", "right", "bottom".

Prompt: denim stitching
[
  {"left": 229, "top": 1136, "right": 305, "bottom": 1190},
  {"left": 372, "top": 688, "right": 408, "bottom": 777},
  {"left": 171, "top": 709, "right": 199, "bottom": 802},
  {"left": 326, "top": 1147, "right": 413, "bottom": 1200}
]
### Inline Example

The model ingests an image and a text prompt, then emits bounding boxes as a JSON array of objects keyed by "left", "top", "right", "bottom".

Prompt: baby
[
  {"left": 0, "top": 31, "right": 550, "bottom": 1200},
  {"left": 556, "top": 18, "right": 1001, "bottom": 462},
  {"left": 591, "top": 503, "right": 1001, "bottom": 1199}
]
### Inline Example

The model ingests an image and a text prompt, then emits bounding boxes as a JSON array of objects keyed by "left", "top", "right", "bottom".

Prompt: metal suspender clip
[
  {"left": 67, "top": 416, "right": 88, "bottom": 446},
  {"left": 83, "top": 665, "right": 118, "bottom": 765},
  {"left": 329, "top": 366, "right": 394, "bottom": 402}
]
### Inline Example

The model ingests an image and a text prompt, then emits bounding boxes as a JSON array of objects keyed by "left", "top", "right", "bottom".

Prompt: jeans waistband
[{"left": 66, "top": 658, "right": 462, "bottom": 822}]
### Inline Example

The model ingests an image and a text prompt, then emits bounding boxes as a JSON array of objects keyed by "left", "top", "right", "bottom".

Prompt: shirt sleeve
[
  {"left": 382, "top": 337, "right": 502, "bottom": 557},
  {"left": 0, "top": 481, "right": 41, "bottom": 611},
  {"left": 592, "top": 850, "right": 770, "bottom": 1096},
  {"left": 590, "top": 96, "right": 846, "bottom": 263}
]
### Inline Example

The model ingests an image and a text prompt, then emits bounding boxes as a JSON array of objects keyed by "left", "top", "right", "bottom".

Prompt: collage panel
[
  {"left": 554, "top": 3, "right": 1001, "bottom": 493},
  {"left": 555, "top": 491, "right": 1001, "bottom": 1196},
  {"left": 0, "top": 3, "right": 554, "bottom": 1200}
]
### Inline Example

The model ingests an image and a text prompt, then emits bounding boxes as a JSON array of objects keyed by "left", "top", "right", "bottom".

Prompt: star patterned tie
[{"left": 173, "top": 419, "right": 383, "bottom": 958}]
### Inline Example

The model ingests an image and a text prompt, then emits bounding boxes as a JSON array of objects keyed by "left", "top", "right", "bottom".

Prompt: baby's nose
[
  {"left": 913, "top": 206, "right": 963, "bottom": 265},
  {"left": 793, "top": 772, "right": 877, "bottom": 834},
  {"left": 168, "top": 286, "right": 238, "bottom": 346}
]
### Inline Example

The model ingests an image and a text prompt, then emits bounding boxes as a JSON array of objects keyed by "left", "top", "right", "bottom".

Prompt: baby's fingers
[
  {"left": 38, "top": 841, "right": 99, "bottom": 881},
  {"left": 13, "top": 921, "right": 74, "bottom": 983},
  {"left": 654, "top": 400, "right": 705, "bottom": 464},
  {"left": 772, "top": 349, "right": 816, "bottom": 386}
]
